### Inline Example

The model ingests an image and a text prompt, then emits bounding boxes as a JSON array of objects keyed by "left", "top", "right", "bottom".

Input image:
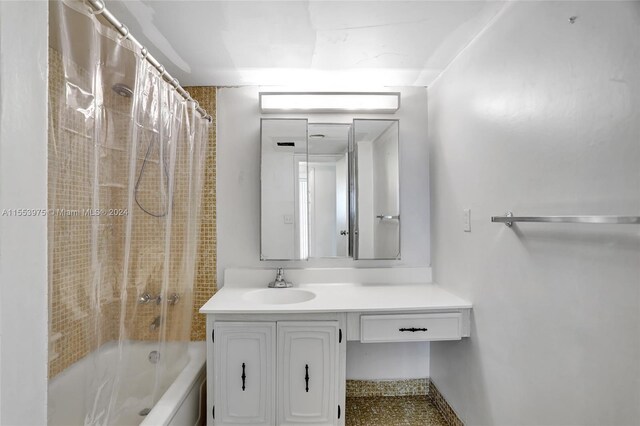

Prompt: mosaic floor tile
[{"left": 346, "top": 395, "right": 447, "bottom": 426}]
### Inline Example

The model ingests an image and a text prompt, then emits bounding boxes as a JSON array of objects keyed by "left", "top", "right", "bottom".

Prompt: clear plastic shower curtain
[{"left": 48, "top": 1, "right": 209, "bottom": 424}]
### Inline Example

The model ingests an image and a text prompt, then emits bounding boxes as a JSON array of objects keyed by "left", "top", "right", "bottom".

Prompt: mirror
[
  {"left": 261, "top": 119, "right": 400, "bottom": 260},
  {"left": 353, "top": 120, "right": 400, "bottom": 259},
  {"left": 307, "top": 124, "right": 351, "bottom": 258},
  {"left": 260, "top": 119, "right": 308, "bottom": 260}
]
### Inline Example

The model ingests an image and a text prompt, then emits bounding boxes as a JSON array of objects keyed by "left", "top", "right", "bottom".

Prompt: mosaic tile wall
[
  {"left": 48, "top": 47, "right": 217, "bottom": 377},
  {"left": 346, "top": 378, "right": 429, "bottom": 397},
  {"left": 48, "top": 48, "right": 121, "bottom": 377},
  {"left": 119, "top": 70, "right": 200, "bottom": 344},
  {"left": 429, "top": 381, "right": 464, "bottom": 426},
  {"left": 183, "top": 86, "right": 217, "bottom": 341}
]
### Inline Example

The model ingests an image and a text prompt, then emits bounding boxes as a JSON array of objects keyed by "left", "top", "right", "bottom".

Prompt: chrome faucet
[
  {"left": 268, "top": 268, "right": 292, "bottom": 288},
  {"left": 139, "top": 292, "right": 161, "bottom": 305},
  {"left": 139, "top": 292, "right": 180, "bottom": 305}
]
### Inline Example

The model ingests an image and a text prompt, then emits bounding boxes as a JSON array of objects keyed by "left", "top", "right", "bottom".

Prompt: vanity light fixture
[{"left": 259, "top": 92, "right": 401, "bottom": 114}]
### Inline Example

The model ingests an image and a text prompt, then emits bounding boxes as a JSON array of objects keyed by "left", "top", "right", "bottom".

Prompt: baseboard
[
  {"left": 346, "top": 378, "right": 428, "bottom": 397},
  {"left": 429, "top": 380, "right": 464, "bottom": 426}
]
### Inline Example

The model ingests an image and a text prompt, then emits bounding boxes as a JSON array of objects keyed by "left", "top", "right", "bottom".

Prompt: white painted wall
[
  {"left": 217, "top": 86, "right": 430, "bottom": 379},
  {"left": 217, "top": 86, "right": 430, "bottom": 280},
  {"left": 347, "top": 342, "right": 429, "bottom": 380},
  {"left": 0, "top": 2, "right": 49, "bottom": 424},
  {"left": 428, "top": 2, "right": 640, "bottom": 424}
]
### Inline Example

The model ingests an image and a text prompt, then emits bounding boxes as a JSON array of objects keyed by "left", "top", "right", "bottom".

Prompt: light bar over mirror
[{"left": 260, "top": 92, "right": 401, "bottom": 114}]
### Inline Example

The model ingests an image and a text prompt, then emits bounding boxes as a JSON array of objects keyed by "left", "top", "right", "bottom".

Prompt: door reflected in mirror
[{"left": 306, "top": 124, "right": 350, "bottom": 258}]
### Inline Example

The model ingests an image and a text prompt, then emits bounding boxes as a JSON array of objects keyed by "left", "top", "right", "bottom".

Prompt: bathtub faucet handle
[
  {"left": 139, "top": 292, "right": 153, "bottom": 304},
  {"left": 139, "top": 292, "right": 162, "bottom": 305}
]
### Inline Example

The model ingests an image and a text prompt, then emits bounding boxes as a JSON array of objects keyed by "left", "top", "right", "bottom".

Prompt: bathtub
[{"left": 49, "top": 341, "right": 206, "bottom": 426}]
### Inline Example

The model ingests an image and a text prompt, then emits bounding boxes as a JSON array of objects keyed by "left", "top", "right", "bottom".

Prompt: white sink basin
[{"left": 242, "top": 288, "right": 316, "bottom": 305}]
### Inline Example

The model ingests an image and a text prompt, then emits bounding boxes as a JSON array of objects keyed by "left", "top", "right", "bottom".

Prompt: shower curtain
[{"left": 48, "top": 1, "right": 209, "bottom": 424}]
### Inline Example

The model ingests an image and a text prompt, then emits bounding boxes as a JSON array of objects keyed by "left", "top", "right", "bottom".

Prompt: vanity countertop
[{"left": 199, "top": 282, "right": 472, "bottom": 314}]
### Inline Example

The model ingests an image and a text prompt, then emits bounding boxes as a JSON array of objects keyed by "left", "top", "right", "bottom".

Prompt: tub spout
[
  {"left": 167, "top": 293, "right": 180, "bottom": 305},
  {"left": 150, "top": 315, "right": 161, "bottom": 331}
]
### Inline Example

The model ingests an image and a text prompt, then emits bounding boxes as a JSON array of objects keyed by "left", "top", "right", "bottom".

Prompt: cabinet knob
[{"left": 305, "top": 364, "right": 310, "bottom": 392}]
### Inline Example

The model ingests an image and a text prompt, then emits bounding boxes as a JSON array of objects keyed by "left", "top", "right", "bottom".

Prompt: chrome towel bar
[{"left": 492, "top": 212, "right": 640, "bottom": 227}]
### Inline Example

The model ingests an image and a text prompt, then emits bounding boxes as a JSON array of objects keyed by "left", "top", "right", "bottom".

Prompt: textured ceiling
[{"left": 105, "top": 0, "right": 506, "bottom": 87}]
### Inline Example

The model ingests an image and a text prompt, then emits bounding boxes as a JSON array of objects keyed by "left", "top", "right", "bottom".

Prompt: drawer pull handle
[
  {"left": 305, "top": 364, "right": 310, "bottom": 392},
  {"left": 399, "top": 327, "right": 428, "bottom": 332},
  {"left": 241, "top": 363, "right": 246, "bottom": 391}
]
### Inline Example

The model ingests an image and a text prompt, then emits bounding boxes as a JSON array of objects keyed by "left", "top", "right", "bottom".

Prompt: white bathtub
[{"left": 49, "top": 341, "right": 206, "bottom": 426}]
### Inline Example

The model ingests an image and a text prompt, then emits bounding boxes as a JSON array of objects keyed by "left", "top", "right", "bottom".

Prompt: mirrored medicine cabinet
[{"left": 260, "top": 118, "right": 400, "bottom": 261}]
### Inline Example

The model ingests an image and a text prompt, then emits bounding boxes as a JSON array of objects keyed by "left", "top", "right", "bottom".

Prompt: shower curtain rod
[{"left": 84, "top": 0, "right": 212, "bottom": 122}]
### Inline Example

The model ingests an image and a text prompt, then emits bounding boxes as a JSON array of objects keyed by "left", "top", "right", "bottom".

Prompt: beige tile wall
[
  {"left": 184, "top": 86, "right": 217, "bottom": 341},
  {"left": 48, "top": 48, "right": 217, "bottom": 377},
  {"left": 429, "top": 381, "right": 464, "bottom": 426},
  {"left": 346, "top": 378, "right": 429, "bottom": 397},
  {"left": 48, "top": 48, "right": 121, "bottom": 377}
]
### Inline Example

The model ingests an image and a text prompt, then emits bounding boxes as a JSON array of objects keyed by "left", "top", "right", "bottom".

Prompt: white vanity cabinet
[
  {"left": 208, "top": 315, "right": 346, "bottom": 426},
  {"left": 278, "top": 322, "right": 340, "bottom": 425},
  {"left": 200, "top": 269, "right": 473, "bottom": 426},
  {"left": 213, "top": 322, "right": 276, "bottom": 425}
]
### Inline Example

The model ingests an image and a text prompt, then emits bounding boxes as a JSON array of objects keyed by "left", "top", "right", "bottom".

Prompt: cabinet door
[
  {"left": 214, "top": 322, "right": 276, "bottom": 425},
  {"left": 277, "top": 321, "right": 339, "bottom": 425}
]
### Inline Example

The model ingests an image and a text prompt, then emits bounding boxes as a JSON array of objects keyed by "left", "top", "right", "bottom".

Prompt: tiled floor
[{"left": 346, "top": 395, "right": 447, "bottom": 426}]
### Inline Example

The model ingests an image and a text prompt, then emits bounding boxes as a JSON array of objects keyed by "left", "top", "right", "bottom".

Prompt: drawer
[{"left": 360, "top": 313, "right": 462, "bottom": 343}]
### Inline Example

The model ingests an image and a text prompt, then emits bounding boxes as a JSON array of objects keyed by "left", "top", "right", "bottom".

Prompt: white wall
[
  {"left": 0, "top": 2, "right": 49, "bottom": 424},
  {"left": 217, "top": 86, "right": 430, "bottom": 280},
  {"left": 217, "top": 86, "right": 430, "bottom": 380},
  {"left": 347, "top": 342, "right": 429, "bottom": 380},
  {"left": 428, "top": 2, "right": 640, "bottom": 424}
]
